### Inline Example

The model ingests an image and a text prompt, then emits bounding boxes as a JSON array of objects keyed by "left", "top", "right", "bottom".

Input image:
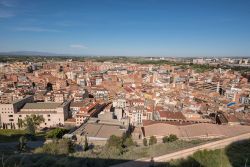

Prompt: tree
[
  {"left": 35, "top": 139, "right": 74, "bottom": 155},
  {"left": 84, "top": 135, "right": 89, "bottom": 151},
  {"left": 163, "top": 134, "right": 178, "bottom": 143},
  {"left": 149, "top": 136, "right": 157, "bottom": 145},
  {"left": 162, "top": 136, "right": 169, "bottom": 143},
  {"left": 25, "top": 118, "right": 36, "bottom": 135},
  {"left": 106, "top": 135, "right": 123, "bottom": 150},
  {"left": 123, "top": 136, "right": 135, "bottom": 147},
  {"left": 46, "top": 128, "right": 69, "bottom": 139},
  {"left": 2, "top": 123, "right": 6, "bottom": 129},
  {"left": 168, "top": 134, "right": 178, "bottom": 142},
  {"left": 23, "top": 115, "right": 44, "bottom": 135},
  {"left": 17, "top": 118, "right": 23, "bottom": 129},
  {"left": 106, "top": 135, "right": 122, "bottom": 147},
  {"left": 143, "top": 138, "right": 148, "bottom": 146},
  {"left": 18, "top": 136, "right": 28, "bottom": 152}
]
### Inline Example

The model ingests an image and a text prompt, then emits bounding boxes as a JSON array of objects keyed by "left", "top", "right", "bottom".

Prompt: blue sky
[{"left": 0, "top": 0, "right": 250, "bottom": 57}]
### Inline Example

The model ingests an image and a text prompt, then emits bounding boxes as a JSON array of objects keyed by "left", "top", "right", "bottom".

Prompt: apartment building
[
  {"left": 0, "top": 96, "right": 34, "bottom": 129},
  {"left": 0, "top": 96, "right": 71, "bottom": 129}
]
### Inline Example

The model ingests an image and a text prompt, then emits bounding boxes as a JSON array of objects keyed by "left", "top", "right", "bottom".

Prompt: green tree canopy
[
  {"left": 46, "top": 128, "right": 69, "bottom": 139},
  {"left": 163, "top": 134, "right": 178, "bottom": 143},
  {"left": 106, "top": 135, "right": 123, "bottom": 149},
  {"left": 23, "top": 115, "right": 44, "bottom": 135}
]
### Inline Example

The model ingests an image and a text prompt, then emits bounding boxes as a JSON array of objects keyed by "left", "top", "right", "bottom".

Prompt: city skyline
[
  {"left": 0, "top": 1, "right": 250, "bottom": 165},
  {"left": 0, "top": 0, "right": 250, "bottom": 57}
]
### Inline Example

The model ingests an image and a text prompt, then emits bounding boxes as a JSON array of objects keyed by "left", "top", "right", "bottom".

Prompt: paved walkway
[{"left": 111, "top": 132, "right": 250, "bottom": 167}]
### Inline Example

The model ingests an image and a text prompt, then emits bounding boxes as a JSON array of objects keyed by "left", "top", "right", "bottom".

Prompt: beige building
[
  {"left": 0, "top": 96, "right": 34, "bottom": 129},
  {"left": 0, "top": 96, "right": 71, "bottom": 129}
]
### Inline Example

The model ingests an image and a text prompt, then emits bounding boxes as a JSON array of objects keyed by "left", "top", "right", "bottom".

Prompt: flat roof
[
  {"left": 77, "top": 122, "right": 125, "bottom": 138},
  {"left": 22, "top": 102, "right": 62, "bottom": 110}
]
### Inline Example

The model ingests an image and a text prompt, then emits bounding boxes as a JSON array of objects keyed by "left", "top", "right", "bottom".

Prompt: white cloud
[
  {"left": 14, "top": 27, "right": 61, "bottom": 32},
  {"left": 0, "top": 0, "right": 16, "bottom": 7},
  {"left": 70, "top": 44, "right": 88, "bottom": 49},
  {"left": 0, "top": 0, "right": 17, "bottom": 18}
]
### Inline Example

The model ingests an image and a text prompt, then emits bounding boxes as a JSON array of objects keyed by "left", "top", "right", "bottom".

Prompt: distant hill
[{"left": 0, "top": 51, "right": 64, "bottom": 56}]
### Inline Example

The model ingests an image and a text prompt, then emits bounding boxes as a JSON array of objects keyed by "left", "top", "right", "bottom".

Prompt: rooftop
[{"left": 22, "top": 102, "right": 62, "bottom": 110}]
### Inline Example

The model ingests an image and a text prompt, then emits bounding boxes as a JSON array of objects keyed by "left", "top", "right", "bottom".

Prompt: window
[
  {"left": 8, "top": 115, "right": 13, "bottom": 117},
  {"left": 48, "top": 119, "right": 51, "bottom": 121},
  {"left": 9, "top": 119, "right": 14, "bottom": 121},
  {"left": 47, "top": 114, "right": 50, "bottom": 117},
  {"left": 19, "top": 115, "right": 22, "bottom": 117}
]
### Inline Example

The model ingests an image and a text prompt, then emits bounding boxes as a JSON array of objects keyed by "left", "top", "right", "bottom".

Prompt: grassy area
[
  {"left": 1, "top": 138, "right": 249, "bottom": 167},
  {"left": 157, "top": 139, "right": 250, "bottom": 167},
  {"left": 0, "top": 129, "right": 27, "bottom": 142},
  {"left": 0, "top": 129, "right": 46, "bottom": 143},
  {"left": 72, "top": 139, "right": 211, "bottom": 161},
  {"left": 122, "top": 139, "right": 206, "bottom": 159},
  {"left": 159, "top": 149, "right": 231, "bottom": 167},
  {"left": 190, "top": 64, "right": 214, "bottom": 73},
  {"left": 0, "top": 136, "right": 213, "bottom": 166}
]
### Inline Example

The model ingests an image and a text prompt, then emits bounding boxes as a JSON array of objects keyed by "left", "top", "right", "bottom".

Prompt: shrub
[
  {"left": 17, "top": 136, "right": 28, "bottom": 152},
  {"left": 163, "top": 134, "right": 178, "bottom": 143},
  {"left": 123, "top": 136, "right": 135, "bottom": 147},
  {"left": 100, "top": 146, "right": 123, "bottom": 158},
  {"left": 46, "top": 128, "right": 69, "bottom": 139},
  {"left": 34, "top": 139, "right": 74, "bottom": 155},
  {"left": 143, "top": 138, "right": 148, "bottom": 146},
  {"left": 106, "top": 135, "right": 123, "bottom": 149},
  {"left": 168, "top": 134, "right": 178, "bottom": 142},
  {"left": 162, "top": 136, "right": 169, "bottom": 143},
  {"left": 106, "top": 135, "right": 136, "bottom": 155},
  {"left": 149, "top": 136, "right": 157, "bottom": 145}
]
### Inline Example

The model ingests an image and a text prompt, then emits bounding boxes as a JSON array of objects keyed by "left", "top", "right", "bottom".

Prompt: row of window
[
  {"left": 1, "top": 108, "right": 12, "bottom": 110},
  {"left": 7, "top": 117, "right": 50, "bottom": 121},
  {"left": 1, "top": 112, "right": 13, "bottom": 114},
  {"left": 18, "top": 114, "right": 51, "bottom": 117}
]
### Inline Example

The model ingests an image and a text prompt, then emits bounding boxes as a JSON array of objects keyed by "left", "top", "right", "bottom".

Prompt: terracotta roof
[
  {"left": 224, "top": 113, "right": 240, "bottom": 123},
  {"left": 71, "top": 101, "right": 91, "bottom": 108},
  {"left": 158, "top": 111, "right": 186, "bottom": 120}
]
